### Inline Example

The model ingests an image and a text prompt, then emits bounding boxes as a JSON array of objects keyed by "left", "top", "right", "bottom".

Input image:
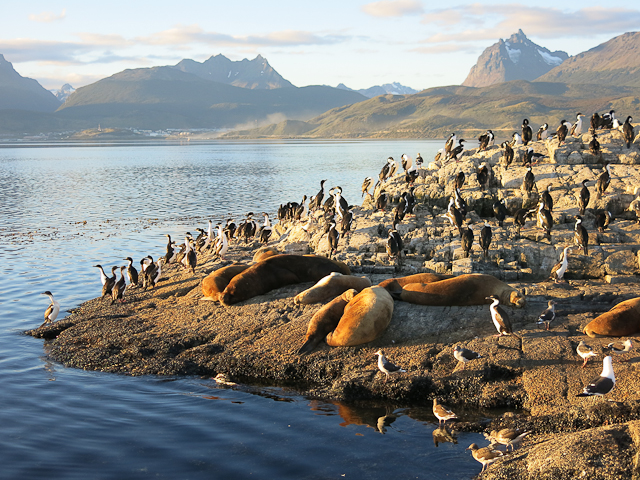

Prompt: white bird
[
  {"left": 214, "top": 224, "right": 229, "bottom": 259},
  {"left": 40, "top": 291, "right": 60, "bottom": 328},
  {"left": 577, "top": 356, "right": 615, "bottom": 397},
  {"left": 486, "top": 295, "right": 513, "bottom": 336},
  {"left": 576, "top": 340, "right": 597, "bottom": 368},
  {"left": 374, "top": 349, "right": 406, "bottom": 382},
  {"left": 605, "top": 339, "right": 633, "bottom": 360},
  {"left": 453, "top": 345, "right": 482, "bottom": 369}
]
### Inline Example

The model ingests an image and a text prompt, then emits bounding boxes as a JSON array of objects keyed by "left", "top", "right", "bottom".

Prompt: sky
[{"left": 3, "top": 1, "right": 640, "bottom": 92}]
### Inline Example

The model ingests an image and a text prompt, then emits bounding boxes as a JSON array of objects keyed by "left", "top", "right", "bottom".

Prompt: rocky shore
[{"left": 28, "top": 126, "right": 640, "bottom": 478}]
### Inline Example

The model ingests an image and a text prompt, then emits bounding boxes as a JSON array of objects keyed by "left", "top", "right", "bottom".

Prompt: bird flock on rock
[{"left": 37, "top": 110, "right": 637, "bottom": 475}]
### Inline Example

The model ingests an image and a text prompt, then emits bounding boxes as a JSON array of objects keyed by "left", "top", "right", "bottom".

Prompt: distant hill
[
  {"left": 463, "top": 30, "right": 568, "bottom": 88},
  {"left": 536, "top": 31, "right": 640, "bottom": 87},
  {"left": 336, "top": 82, "right": 419, "bottom": 98},
  {"left": 50, "top": 83, "right": 75, "bottom": 103},
  {"left": 173, "top": 54, "right": 294, "bottom": 89},
  {"left": 56, "top": 65, "right": 366, "bottom": 130},
  {"left": 0, "top": 54, "right": 61, "bottom": 112},
  {"left": 223, "top": 80, "right": 640, "bottom": 139}
]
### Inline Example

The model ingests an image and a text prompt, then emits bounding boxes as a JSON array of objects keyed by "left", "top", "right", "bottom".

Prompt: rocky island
[{"left": 28, "top": 125, "right": 640, "bottom": 479}]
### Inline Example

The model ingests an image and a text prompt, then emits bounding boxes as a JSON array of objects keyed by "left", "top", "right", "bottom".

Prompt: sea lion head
[{"left": 509, "top": 290, "right": 526, "bottom": 308}]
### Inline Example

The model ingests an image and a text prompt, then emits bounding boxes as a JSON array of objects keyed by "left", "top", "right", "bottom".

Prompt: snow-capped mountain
[
  {"left": 337, "top": 82, "right": 419, "bottom": 98},
  {"left": 463, "top": 29, "right": 568, "bottom": 87},
  {"left": 50, "top": 83, "right": 75, "bottom": 103}
]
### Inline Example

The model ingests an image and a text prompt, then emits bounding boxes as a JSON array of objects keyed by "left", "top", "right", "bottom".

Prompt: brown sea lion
[
  {"left": 326, "top": 286, "right": 394, "bottom": 347},
  {"left": 201, "top": 264, "right": 249, "bottom": 301},
  {"left": 297, "top": 289, "right": 357, "bottom": 354},
  {"left": 390, "top": 274, "right": 525, "bottom": 308},
  {"left": 294, "top": 273, "right": 372, "bottom": 305},
  {"left": 378, "top": 272, "right": 453, "bottom": 290},
  {"left": 252, "top": 246, "right": 280, "bottom": 263},
  {"left": 583, "top": 297, "right": 640, "bottom": 338},
  {"left": 221, "top": 254, "right": 351, "bottom": 306}
]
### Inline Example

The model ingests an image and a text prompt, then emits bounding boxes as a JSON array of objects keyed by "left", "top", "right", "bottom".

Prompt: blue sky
[{"left": 3, "top": 1, "right": 640, "bottom": 91}]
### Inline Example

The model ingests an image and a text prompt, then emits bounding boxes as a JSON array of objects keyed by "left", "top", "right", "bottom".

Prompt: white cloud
[
  {"left": 28, "top": 9, "right": 66, "bottom": 23},
  {"left": 362, "top": 0, "right": 424, "bottom": 18}
]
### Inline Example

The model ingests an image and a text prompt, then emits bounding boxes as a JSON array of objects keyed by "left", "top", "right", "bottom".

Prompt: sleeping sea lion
[
  {"left": 326, "top": 286, "right": 394, "bottom": 347},
  {"left": 298, "top": 289, "right": 357, "bottom": 354},
  {"left": 584, "top": 297, "right": 640, "bottom": 338},
  {"left": 252, "top": 246, "right": 280, "bottom": 263},
  {"left": 377, "top": 272, "right": 453, "bottom": 290},
  {"left": 221, "top": 254, "right": 350, "bottom": 306},
  {"left": 201, "top": 264, "right": 249, "bottom": 301},
  {"left": 389, "top": 274, "right": 525, "bottom": 308},
  {"left": 294, "top": 273, "right": 372, "bottom": 305}
]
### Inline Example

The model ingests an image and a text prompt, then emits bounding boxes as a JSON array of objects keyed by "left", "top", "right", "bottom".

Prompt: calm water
[{"left": 0, "top": 140, "right": 487, "bottom": 479}]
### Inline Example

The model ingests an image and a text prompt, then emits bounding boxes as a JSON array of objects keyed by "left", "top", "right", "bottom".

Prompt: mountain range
[{"left": 1, "top": 30, "right": 640, "bottom": 137}]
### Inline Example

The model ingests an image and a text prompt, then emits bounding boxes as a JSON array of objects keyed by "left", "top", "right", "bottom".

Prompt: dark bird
[
  {"left": 40, "top": 291, "right": 60, "bottom": 328},
  {"left": 522, "top": 118, "right": 533, "bottom": 145},
  {"left": 163, "top": 234, "right": 176, "bottom": 263},
  {"left": 453, "top": 345, "right": 482, "bottom": 369},
  {"left": 501, "top": 141, "right": 514, "bottom": 169},
  {"left": 556, "top": 120, "right": 568, "bottom": 145},
  {"left": 111, "top": 266, "right": 127, "bottom": 304},
  {"left": 590, "top": 112, "right": 601, "bottom": 133},
  {"left": 386, "top": 221, "right": 403, "bottom": 261},
  {"left": 327, "top": 221, "right": 340, "bottom": 257},
  {"left": 536, "top": 123, "right": 549, "bottom": 141},
  {"left": 393, "top": 192, "right": 407, "bottom": 224},
  {"left": 444, "top": 133, "right": 456, "bottom": 157},
  {"left": 461, "top": 224, "right": 473, "bottom": 258},
  {"left": 480, "top": 221, "right": 492, "bottom": 259},
  {"left": 537, "top": 201, "right": 553, "bottom": 237},
  {"left": 493, "top": 199, "right": 507, "bottom": 227},
  {"left": 375, "top": 189, "right": 389, "bottom": 211},
  {"left": 466, "top": 443, "right": 504, "bottom": 473},
  {"left": 448, "top": 139, "right": 465, "bottom": 161},
  {"left": 454, "top": 171, "right": 465, "bottom": 190},
  {"left": 101, "top": 266, "right": 118, "bottom": 300},
  {"left": 602, "top": 109, "right": 617, "bottom": 129},
  {"left": 577, "top": 340, "right": 597, "bottom": 368},
  {"left": 433, "top": 398, "right": 457, "bottom": 425},
  {"left": 361, "top": 176, "right": 373, "bottom": 198},
  {"left": 184, "top": 236, "right": 197, "bottom": 274},
  {"left": 513, "top": 208, "right": 534, "bottom": 237},
  {"left": 550, "top": 246, "right": 575, "bottom": 284},
  {"left": 596, "top": 162, "right": 611, "bottom": 200},
  {"left": 595, "top": 210, "right": 612, "bottom": 233},
  {"left": 623, "top": 116, "right": 635, "bottom": 148},
  {"left": 477, "top": 163, "right": 489, "bottom": 190},
  {"left": 124, "top": 257, "right": 138, "bottom": 286},
  {"left": 524, "top": 147, "right": 544, "bottom": 167},
  {"left": 404, "top": 187, "right": 416, "bottom": 216},
  {"left": 523, "top": 166, "right": 535, "bottom": 193},
  {"left": 486, "top": 295, "right": 513, "bottom": 336},
  {"left": 541, "top": 184, "right": 553, "bottom": 212},
  {"left": 576, "top": 356, "right": 615, "bottom": 397},
  {"left": 454, "top": 187, "right": 467, "bottom": 217},
  {"left": 310, "top": 179, "right": 327, "bottom": 210},
  {"left": 589, "top": 133, "right": 601, "bottom": 155},
  {"left": 340, "top": 208, "right": 353, "bottom": 236},
  {"left": 578, "top": 179, "right": 590, "bottom": 215},
  {"left": 445, "top": 197, "right": 464, "bottom": 237},
  {"left": 374, "top": 350, "right": 406, "bottom": 382},
  {"left": 537, "top": 300, "right": 557, "bottom": 330},
  {"left": 478, "top": 130, "right": 494, "bottom": 151},
  {"left": 574, "top": 215, "right": 589, "bottom": 255}
]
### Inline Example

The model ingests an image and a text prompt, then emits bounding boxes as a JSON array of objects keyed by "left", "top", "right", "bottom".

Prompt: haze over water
[{"left": 0, "top": 139, "right": 487, "bottom": 479}]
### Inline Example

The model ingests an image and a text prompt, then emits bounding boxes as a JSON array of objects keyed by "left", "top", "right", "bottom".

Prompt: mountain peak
[{"left": 462, "top": 30, "right": 568, "bottom": 87}]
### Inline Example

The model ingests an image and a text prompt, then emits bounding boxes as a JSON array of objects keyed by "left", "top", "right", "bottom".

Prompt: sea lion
[
  {"left": 298, "top": 289, "right": 357, "bottom": 354},
  {"left": 583, "top": 297, "right": 640, "bottom": 338},
  {"left": 252, "top": 246, "right": 280, "bottom": 263},
  {"left": 326, "top": 286, "right": 394, "bottom": 347},
  {"left": 294, "top": 273, "right": 372, "bottom": 305},
  {"left": 221, "top": 254, "right": 351, "bottom": 306},
  {"left": 389, "top": 274, "right": 525, "bottom": 308},
  {"left": 201, "top": 264, "right": 249, "bottom": 301},
  {"left": 378, "top": 272, "right": 452, "bottom": 290}
]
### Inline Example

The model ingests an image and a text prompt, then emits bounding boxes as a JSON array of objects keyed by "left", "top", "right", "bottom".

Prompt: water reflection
[{"left": 433, "top": 425, "right": 458, "bottom": 447}]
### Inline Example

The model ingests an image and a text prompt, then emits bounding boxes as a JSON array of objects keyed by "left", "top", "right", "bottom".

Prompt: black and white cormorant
[
  {"left": 258, "top": 213, "right": 272, "bottom": 244},
  {"left": 444, "top": 133, "right": 456, "bottom": 157},
  {"left": 493, "top": 199, "right": 507, "bottom": 228},
  {"left": 550, "top": 246, "right": 574, "bottom": 284},
  {"left": 478, "top": 130, "right": 494, "bottom": 151},
  {"left": 101, "top": 265, "right": 118, "bottom": 300},
  {"left": 111, "top": 266, "right": 126, "bottom": 304},
  {"left": 536, "top": 123, "right": 549, "bottom": 141},
  {"left": 590, "top": 112, "right": 601, "bottom": 133},
  {"left": 124, "top": 257, "right": 139, "bottom": 286},
  {"left": 578, "top": 179, "right": 590, "bottom": 215},
  {"left": 224, "top": 218, "right": 237, "bottom": 239},
  {"left": 501, "top": 141, "right": 514, "bottom": 169},
  {"left": 477, "top": 163, "right": 489, "bottom": 190},
  {"left": 596, "top": 162, "right": 611, "bottom": 199},
  {"left": 393, "top": 192, "right": 407, "bottom": 224},
  {"left": 183, "top": 236, "right": 197, "bottom": 274},
  {"left": 523, "top": 166, "right": 535, "bottom": 193},
  {"left": 514, "top": 208, "right": 534, "bottom": 237},
  {"left": 461, "top": 225, "right": 473, "bottom": 258},
  {"left": 94, "top": 264, "right": 108, "bottom": 286},
  {"left": 361, "top": 177, "right": 373, "bottom": 198},
  {"left": 454, "top": 187, "right": 467, "bottom": 217},
  {"left": 214, "top": 224, "right": 229, "bottom": 259},
  {"left": 375, "top": 189, "right": 389, "bottom": 211},
  {"left": 40, "top": 291, "right": 60, "bottom": 328},
  {"left": 310, "top": 180, "right": 327, "bottom": 210},
  {"left": 574, "top": 215, "right": 589, "bottom": 255},
  {"left": 164, "top": 234, "right": 175, "bottom": 263},
  {"left": 570, "top": 113, "right": 584, "bottom": 136},
  {"left": 511, "top": 132, "right": 522, "bottom": 146},
  {"left": 486, "top": 295, "right": 513, "bottom": 337},
  {"left": 454, "top": 171, "right": 465, "bottom": 190},
  {"left": 523, "top": 147, "right": 544, "bottom": 167},
  {"left": 386, "top": 221, "right": 403, "bottom": 261},
  {"left": 522, "top": 118, "right": 532, "bottom": 145},
  {"left": 623, "top": 116, "right": 634, "bottom": 148},
  {"left": 480, "top": 221, "right": 492, "bottom": 259},
  {"left": 589, "top": 133, "right": 601, "bottom": 156},
  {"left": 405, "top": 187, "right": 416, "bottom": 216},
  {"left": 340, "top": 207, "right": 353, "bottom": 236},
  {"left": 445, "top": 197, "right": 464, "bottom": 238},
  {"left": 448, "top": 140, "right": 465, "bottom": 162},
  {"left": 556, "top": 120, "right": 568, "bottom": 145},
  {"left": 602, "top": 110, "right": 616, "bottom": 129},
  {"left": 595, "top": 210, "right": 612, "bottom": 233},
  {"left": 541, "top": 184, "right": 553, "bottom": 212},
  {"left": 537, "top": 201, "right": 553, "bottom": 237}
]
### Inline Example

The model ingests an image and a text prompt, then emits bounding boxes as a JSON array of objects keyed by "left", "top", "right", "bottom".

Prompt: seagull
[
  {"left": 466, "top": 443, "right": 504, "bottom": 472},
  {"left": 576, "top": 340, "right": 597, "bottom": 368},
  {"left": 537, "top": 300, "right": 557, "bottom": 330},
  {"left": 486, "top": 295, "right": 513, "bottom": 337},
  {"left": 453, "top": 345, "right": 482, "bottom": 369},
  {"left": 374, "top": 350, "right": 406, "bottom": 382},
  {"left": 40, "top": 291, "right": 60, "bottom": 328},
  {"left": 605, "top": 339, "right": 633, "bottom": 361},
  {"left": 576, "top": 356, "right": 615, "bottom": 397},
  {"left": 432, "top": 398, "right": 457, "bottom": 425},
  {"left": 485, "top": 428, "right": 531, "bottom": 451}
]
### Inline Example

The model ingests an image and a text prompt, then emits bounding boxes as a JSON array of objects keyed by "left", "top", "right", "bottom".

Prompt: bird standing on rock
[
  {"left": 577, "top": 340, "right": 597, "bottom": 368},
  {"left": 467, "top": 443, "right": 503, "bottom": 472},
  {"left": 623, "top": 116, "right": 634, "bottom": 148},
  {"left": 374, "top": 350, "right": 406, "bottom": 382},
  {"left": 574, "top": 216, "right": 589, "bottom": 255},
  {"left": 578, "top": 179, "right": 590, "bottom": 215},
  {"left": 522, "top": 118, "right": 533, "bottom": 145},
  {"left": 523, "top": 166, "right": 535, "bottom": 193},
  {"left": 486, "top": 429, "right": 531, "bottom": 451},
  {"left": 537, "top": 300, "right": 557, "bottom": 330},
  {"left": 486, "top": 295, "right": 513, "bottom": 337},
  {"left": 453, "top": 345, "right": 482, "bottom": 369},
  {"left": 577, "top": 356, "right": 615, "bottom": 397},
  {"left": 596, "top": 162, "right": 611, "bottom": 199},
  {"left": 480, "top": 221, "right": 492, "bottom": 259},
  {"left": 433, "top": 398, "right": 457, "bottom": 425},
  {"left": 550, "top": 246, "right": 575, "bottom": 283},
  {"left": 493, "top": 199, "right": 507, "bottom": 227},
  {"left": 101, "top": 266, "right": 118, "bottom": 301},
  {"left": 461, "top": 224, "right": 473, "bottom": 258},
  {"left": 40, "top": 291, "right": 60, "bottom": 328}
]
